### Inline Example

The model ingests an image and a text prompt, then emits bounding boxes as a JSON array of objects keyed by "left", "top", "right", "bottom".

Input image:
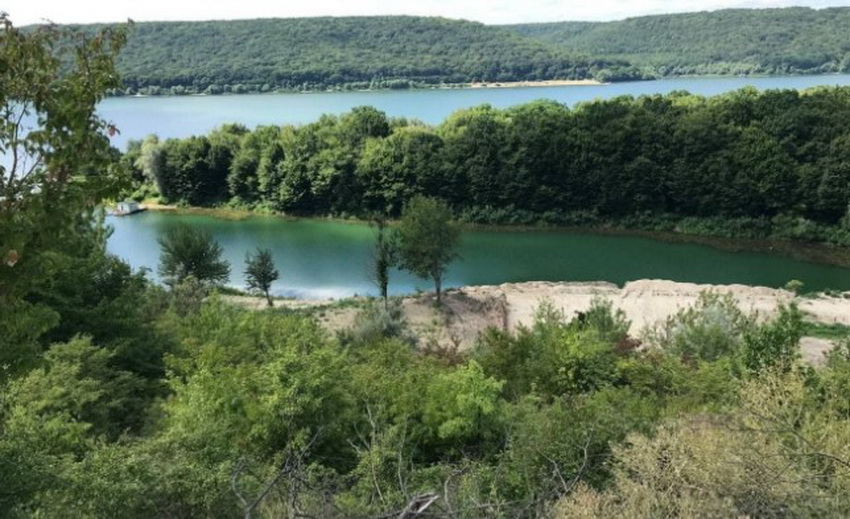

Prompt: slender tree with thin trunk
[
  {"left": 370, "top": 216, "right": 397, "bottom": 307},
  {"left": 244, "top": 247, "right": 279, "bottom": 307}
]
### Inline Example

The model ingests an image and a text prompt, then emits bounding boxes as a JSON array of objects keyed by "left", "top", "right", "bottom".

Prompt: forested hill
[
  {"left": 82, "top": 16, "right": 639, "bottom": 95},
  {"left": 507, "top": 7, "right": 850, "bottom": 76}
]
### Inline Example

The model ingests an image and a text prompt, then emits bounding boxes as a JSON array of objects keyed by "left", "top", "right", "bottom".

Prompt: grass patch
[
  {"left": 215, "top": 286, "right": 252, "bottom": 297},
  {"left": 802, "top": 321, "right": 850, "bottom": 340}
]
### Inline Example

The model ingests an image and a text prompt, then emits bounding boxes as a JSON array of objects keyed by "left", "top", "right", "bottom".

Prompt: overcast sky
[{"left": 5, "top": 0, "right": 849, "bottom": 26}]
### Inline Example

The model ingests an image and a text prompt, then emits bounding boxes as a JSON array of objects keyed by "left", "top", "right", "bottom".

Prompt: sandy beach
[{"left": 468, "top": 79, "right": 603, "bottom": 88}]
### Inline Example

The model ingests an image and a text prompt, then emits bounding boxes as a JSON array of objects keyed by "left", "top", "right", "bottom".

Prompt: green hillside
[
  {"left": 84, "top": 16, "right": 638, "bottom": 95},
  {"left": 507, "top": 7, "right": 850, "bottom": 76}
]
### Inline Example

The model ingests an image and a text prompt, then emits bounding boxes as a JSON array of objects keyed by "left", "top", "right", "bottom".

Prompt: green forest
[
  {"left": 60, "top": 7, "right": 850, "bottom": 96},
  {"left": 84, "top": 16, "right": 640, "bottom": 96},
  {"left": 8, "top": 13, "right": 850, "bottom": 519},
  {"left": 509, "top": 7, "right": 850, "bottom": 77},
  {"left": 127, "top": 87, "right": 850, "bottom": 246}
]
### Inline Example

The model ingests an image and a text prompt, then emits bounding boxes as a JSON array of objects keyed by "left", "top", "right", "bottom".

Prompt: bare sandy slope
[{"left": 225, "top": 279, "right": 850, "bottom": 363}]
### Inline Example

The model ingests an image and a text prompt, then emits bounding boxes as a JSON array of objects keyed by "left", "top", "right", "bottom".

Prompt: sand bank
[
  {"left": 468, "top": 79, "right": 603, "bottom": 88},
  {"left": 226, "top": 279, "right": 850, "bottom": 363}
]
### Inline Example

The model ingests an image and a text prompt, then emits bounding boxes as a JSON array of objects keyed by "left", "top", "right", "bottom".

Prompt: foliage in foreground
[{"left": 5, "top": 266, "right": 845, "bottom": 518}]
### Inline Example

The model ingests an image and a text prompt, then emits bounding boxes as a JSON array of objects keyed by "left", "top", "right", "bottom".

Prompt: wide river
[
  {"left": 103, "top": 75, "right": 850, "bottom": 296},
  {"left": 101, "top": 74, "right": 850, "bottom": 149}
]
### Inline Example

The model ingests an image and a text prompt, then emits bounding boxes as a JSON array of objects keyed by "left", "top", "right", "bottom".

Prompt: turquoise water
[
  {"left": 106, "top": 212, "right": 850, "bottom": 298},
  {"left": 100, "top": 74, "right": 850, "bottom": 296},
  {"left": 99, "top": 74, "right": 850, "bottom": 149}
]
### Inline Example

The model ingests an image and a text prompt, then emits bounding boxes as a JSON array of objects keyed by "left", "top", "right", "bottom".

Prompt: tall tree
[
  {"left": 0, "top": 14, "right": 128, "bottom": 379},
  {"left": 396, "top": 196, "right": 461, "bottom": 304},
  {"left": 157, "top": 225, "right": 230, "bottom": 287},
  {"left": 244, "top": 248, "right": 279, "bottom": 307}
]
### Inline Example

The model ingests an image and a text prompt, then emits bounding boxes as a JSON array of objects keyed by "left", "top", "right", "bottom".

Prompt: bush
[
  {"left": 474, "top": 301, "right": 626, "bottom": 399},
  {"left": 340, "top": 299, "right": 415, "bottom": 346},
  {"left": 569, "top": 297, "right": 631, "bottom": 344},
  {"left": 643, "top": 292, "right": 754, "bottom": 362},
  {"left": 741, "top": 303, "right": 803, "bottom": 372}
]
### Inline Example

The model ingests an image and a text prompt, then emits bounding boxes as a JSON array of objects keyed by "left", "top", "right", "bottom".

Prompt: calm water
[
  {"left": 106, "top": 212, "right": 850, "bottom": 298},
  {"left": 101, "top": 75, "right": 850, "bottom": 295},
  {"left": 100, "top": 74, "right": 850, "bottom": 149}
]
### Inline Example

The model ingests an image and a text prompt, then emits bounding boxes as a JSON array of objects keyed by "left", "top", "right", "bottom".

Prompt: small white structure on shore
[{"left": 116, "top": 200, "right": 141, "bottom": 215}]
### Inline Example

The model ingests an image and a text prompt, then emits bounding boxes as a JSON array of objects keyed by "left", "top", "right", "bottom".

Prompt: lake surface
[
  {"left": 101, "top": 74, "right": 850, "bottom": 295},
  {"left": 100, "top": 74, "right": 850, "bottom": 149},
  {"left": 106, "top": 212, "right": 850, "bottom": 298}
]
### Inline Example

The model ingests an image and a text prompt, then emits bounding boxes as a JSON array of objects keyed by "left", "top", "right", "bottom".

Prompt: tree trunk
[
  {"left": 265, "top": 290, "right": 273, "bottom": 307},
  {"left": 434, "top": 274, "right": 442, "bottom": 305}
]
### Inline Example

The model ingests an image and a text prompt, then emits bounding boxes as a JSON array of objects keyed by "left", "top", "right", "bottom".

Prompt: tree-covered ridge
[
  {"left": 508, "top": 7, "right": 850, "bottom": 76},
  {"left": 76, "top": 16, "right": 638, "bottom": 95},
  {"left": 126, "top": 87, "right": 850, "bottom": 245}
]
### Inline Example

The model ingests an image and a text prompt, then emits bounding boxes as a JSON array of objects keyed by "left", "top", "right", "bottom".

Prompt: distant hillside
[
  {"left": 81, "top": 16, "right": 639, "bottom": 95},
  {"left": 507, "top": 7, "right": 850, "bottom": 76}
]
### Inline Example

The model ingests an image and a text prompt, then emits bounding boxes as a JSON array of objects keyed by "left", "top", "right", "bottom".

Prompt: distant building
[{"left": 116, "top": 200, "right": 142, "bottom": 215}]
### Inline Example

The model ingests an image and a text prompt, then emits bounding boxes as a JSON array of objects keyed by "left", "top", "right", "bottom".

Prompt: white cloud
[{"left": 5, "top": 0, "right": 848, "bottom": 26}]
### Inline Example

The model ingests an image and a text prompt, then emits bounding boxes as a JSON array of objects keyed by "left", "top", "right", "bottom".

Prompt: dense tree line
[
  {"left": 508, "top": 7, "right": 850, "bottom": 77},
  {"left": 71, "top": 16, "right": 641, "bottom": 96},
  {"left": 127, "top": 88, "right": 850, "bottom": 244}
]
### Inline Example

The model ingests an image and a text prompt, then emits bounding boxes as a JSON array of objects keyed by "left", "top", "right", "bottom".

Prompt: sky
[{"left": 5, "top": 0, "right": 849, "bottom": 26}]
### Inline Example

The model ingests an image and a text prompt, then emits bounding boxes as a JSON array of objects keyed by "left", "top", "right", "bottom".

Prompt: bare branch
[{"left": 231, "top": 457, "right": 250, "bottom": 510}]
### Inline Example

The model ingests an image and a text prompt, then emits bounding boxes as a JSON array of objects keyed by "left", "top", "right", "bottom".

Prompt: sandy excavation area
[{"left": 226, "top": 279, "right": 850, "bottom": 364}]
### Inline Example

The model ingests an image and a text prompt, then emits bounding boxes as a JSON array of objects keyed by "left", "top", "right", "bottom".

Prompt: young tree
[
  {"left": 244, "top": 248, "right": 279, "bottom": 307},
  {"left": 370, "top": 216, "right": 397, "bottom": 307},
  {"left": 396, "top": 196, "right": 461, "bottom": 304},
  {"left": 157, "top": 224, "right": 230, "bottom": 287}
]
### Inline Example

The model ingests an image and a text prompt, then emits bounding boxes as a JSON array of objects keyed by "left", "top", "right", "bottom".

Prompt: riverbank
[
  {"left": 224, "top": 279, "right": 850, "bottom": 364},
  {"left": 106, "top": 72, "right": 850, "bottom": 98},
  {"left": 141, "top": 202, "right": 261, "bottom": 221},
  {"left": 111, "top": 78, "right": 611, "bottom": 97}
]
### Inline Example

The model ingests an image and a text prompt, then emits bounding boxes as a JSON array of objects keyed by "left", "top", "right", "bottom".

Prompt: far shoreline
[
  {"left": 468, "top": 79, "right": 604, "bottom": 89},
  {"left": 106, "top": 72, "right": 850, "bottom": 98},
  {"left": 112, "top": 78, "right": 609, "bottom": 98}
]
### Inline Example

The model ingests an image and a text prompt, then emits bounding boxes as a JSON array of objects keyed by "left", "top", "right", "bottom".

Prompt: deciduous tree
[
  {"left": 157, "top": 224, "right": 230, "bottom": 287},
  {"left": 244, "top": 247, "right": 279, "bottom": 307},
  {"left": 0, "top": 14, "right": 128, "bottom": 379},
  {"left": 396, "top": 196, "right": 460, "bottom": 304}
]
